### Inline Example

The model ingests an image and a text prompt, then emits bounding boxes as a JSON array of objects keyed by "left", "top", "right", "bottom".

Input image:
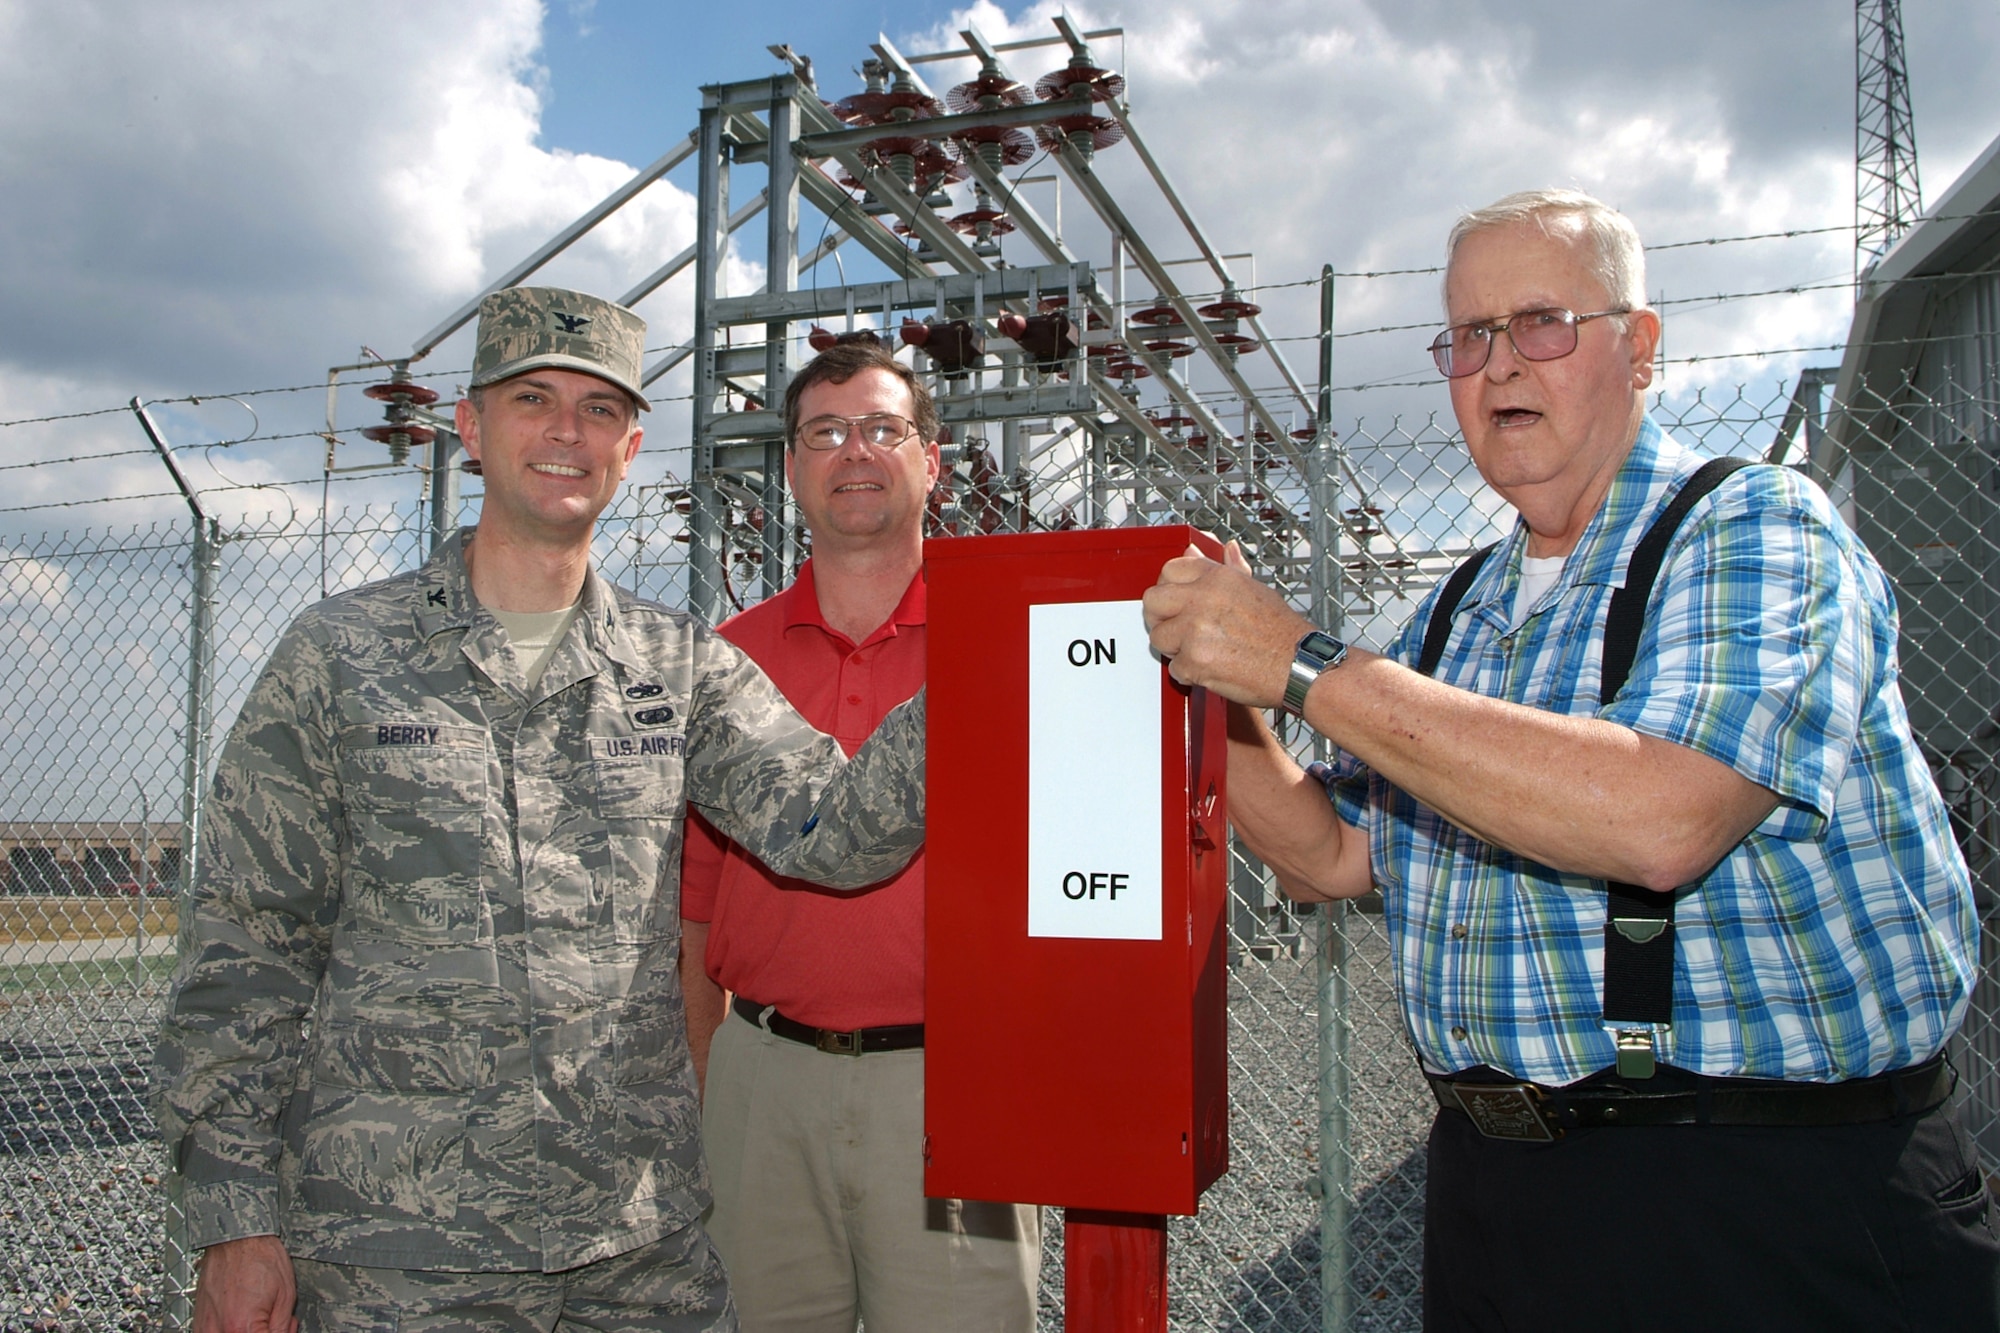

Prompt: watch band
[{"left": 1282, "top": 659, "right": 1320, "bottom": 717}]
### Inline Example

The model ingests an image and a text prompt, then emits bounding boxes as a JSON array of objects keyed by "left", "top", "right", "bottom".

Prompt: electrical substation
[
  {"left": 12, "top": 7, "right": 2000, "bottom": 1330},
  {"left": 329, "top": 16, "right": 1449, "bottom": 646}
]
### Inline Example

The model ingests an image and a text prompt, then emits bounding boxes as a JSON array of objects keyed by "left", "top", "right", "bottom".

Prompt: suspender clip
[{"left": 1613, "top": 1028, "right": 1658, "bottom": 1080}]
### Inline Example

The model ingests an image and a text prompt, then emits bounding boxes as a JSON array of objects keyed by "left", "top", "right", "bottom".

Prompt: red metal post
[{"left": 1064, "top": 1209, "right": 1167, "bottom": 1333}]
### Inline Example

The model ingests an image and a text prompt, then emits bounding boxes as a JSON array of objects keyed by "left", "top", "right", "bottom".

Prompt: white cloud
[
  {"left": 0, "top": 0, "right": 702, "bottom": 532},
  {"left": 905, "top": 0, "right": 1969, "bottom": 427},
  {"left": 4, "top": 0, "right": 1998, "bottom": 541},
  {"left": 0, "top": 553, "right": 71, "bottom": 614}
]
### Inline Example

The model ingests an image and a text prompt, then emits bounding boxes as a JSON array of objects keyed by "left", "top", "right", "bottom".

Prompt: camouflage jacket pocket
[
  {"left": 591, "top": 750, "right": 685, "bottom": 943},
  {"left": 338, "top": 724, "right": 488, "bottom": 945},
  {"left": 590, "top": 749, "right": 685, "bottom": 822},
  {"left": 292, "top": 1021, "right": 486, "bottom": 1225}
]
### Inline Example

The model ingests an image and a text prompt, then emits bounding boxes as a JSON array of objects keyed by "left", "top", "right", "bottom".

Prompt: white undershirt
[
  {"left": 489, "top": 603, "right": 580, "bottom": 690},
  {"left": 1515, "top": 554, "right": 1566, "bottom": 622}
]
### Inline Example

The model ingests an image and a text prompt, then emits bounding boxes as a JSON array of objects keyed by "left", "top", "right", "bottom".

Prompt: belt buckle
[
  {"left": 1452, "top": 1083, "right": 1562, "bottom": 1141},
  {"left": 815, "top": 1029, "right": 860, "bottom": 1056}
]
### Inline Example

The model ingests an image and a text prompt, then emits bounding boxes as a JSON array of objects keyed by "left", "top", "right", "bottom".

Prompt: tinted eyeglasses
[
  {"left": 1428, "top": 307, "right": 1629, "bottom": 379},
  {"left": 793, "top": 413, "right": 920, "bottom": 451}
]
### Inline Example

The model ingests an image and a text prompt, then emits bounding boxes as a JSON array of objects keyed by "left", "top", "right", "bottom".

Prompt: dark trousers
[{"left": 1424, "top": 1097, "right": 2000, "bottom": 1332}]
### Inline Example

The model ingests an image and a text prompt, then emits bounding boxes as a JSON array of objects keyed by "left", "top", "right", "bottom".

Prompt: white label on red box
[{"left": 1027, "top": 598, "right": 1163, "bottom": 940}]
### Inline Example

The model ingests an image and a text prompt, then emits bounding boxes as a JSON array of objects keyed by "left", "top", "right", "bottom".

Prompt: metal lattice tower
[{"left": 1855, "top": 0, "right": 1923, "bottom": 277}]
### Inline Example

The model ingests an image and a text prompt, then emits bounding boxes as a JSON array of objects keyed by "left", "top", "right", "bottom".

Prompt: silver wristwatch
[{"left": 1282, "top": 629, "right": 1349, "bottom": 717}]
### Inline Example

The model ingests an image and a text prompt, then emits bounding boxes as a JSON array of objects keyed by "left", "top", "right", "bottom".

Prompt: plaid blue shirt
[{"left": 1327, "top": 417, "right": 1978, "bottom": 1086}]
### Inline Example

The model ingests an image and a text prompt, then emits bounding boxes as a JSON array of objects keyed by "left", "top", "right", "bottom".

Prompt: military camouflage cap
[{"left": 471, "top": 286, "right": 650, "bottom": 411}]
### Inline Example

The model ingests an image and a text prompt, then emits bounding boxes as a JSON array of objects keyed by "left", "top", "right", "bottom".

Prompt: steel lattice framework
[
  {"left": 679, "top": 21, "right": 1334, "bottom": 627},
  {"left": 1855, "top": 0, "right": 1923, "bottom": 276}
]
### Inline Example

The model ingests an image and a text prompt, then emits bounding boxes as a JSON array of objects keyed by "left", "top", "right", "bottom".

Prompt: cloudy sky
[
  {"left": 2, "top": 0, "right": 1999, "bottom": 539},
  {"left": 4, "top": 0, "right": 1999, "bottom": 823}
]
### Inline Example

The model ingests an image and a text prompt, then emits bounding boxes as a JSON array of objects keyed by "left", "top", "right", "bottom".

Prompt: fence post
[
  {"left": 132, "top": 398, "right": 217, "bottom": 1330},
  {"left": 158, "top": 514, "right": 219, "bottom": 1328},
  {"left": 181, "top": 515, "right": 219, "bottom": 910},
  {"left": 1306, "top": 266, "right": 1354, "bottom": 1332},
  {"left": 428, "top": 425, "right": 462, "bottom": 554}
]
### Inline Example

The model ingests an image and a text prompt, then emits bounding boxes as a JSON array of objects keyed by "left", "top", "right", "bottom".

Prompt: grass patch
[
  {"left": 0, "top": 896, "right": 176, "bottom": 942},
  {"left": 0, "top": 951, "right": 178, "bottom": 997}
]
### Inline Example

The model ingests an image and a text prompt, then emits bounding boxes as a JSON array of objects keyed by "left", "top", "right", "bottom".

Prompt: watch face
[{"left": 1299, "top": 630, "right": 1346, "bottom": 662}]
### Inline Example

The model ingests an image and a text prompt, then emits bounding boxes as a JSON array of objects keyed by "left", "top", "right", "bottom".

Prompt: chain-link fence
[{"left": 2, "top": 371, "right": 1996, "bottom": 1331}]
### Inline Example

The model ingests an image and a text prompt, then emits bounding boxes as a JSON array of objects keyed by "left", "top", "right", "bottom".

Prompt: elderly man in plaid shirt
[{"left": 1145, "top": 189, "right": 1999, "bottom": 1329}]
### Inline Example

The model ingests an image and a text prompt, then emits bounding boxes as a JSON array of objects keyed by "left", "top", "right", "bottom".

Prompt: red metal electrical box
[{"left": 924, "top": 526, "right": 1229, "bottom": 1215}]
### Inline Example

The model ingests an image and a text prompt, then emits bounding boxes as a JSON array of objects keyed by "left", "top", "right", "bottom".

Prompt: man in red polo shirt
[{"left": 680, "top": 339, "right": 1039, "bottom": 1333}]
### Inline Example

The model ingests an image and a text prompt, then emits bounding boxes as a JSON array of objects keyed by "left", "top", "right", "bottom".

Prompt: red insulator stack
[
  {"left": 361, "top": 373, "right": 439, "bottom": 465},
  {"left": 1031, "top": 48, "right": 1126, "bottom": 161}
]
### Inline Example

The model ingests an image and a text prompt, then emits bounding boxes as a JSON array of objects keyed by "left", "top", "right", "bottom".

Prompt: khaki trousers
[{"left": 702, "top": 1009, "right": 1039, "bottom": 1333}]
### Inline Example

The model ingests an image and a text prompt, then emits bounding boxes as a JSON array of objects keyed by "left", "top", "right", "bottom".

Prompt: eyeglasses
[
  {"left": 794, "top": 413, "right": 920, "bottom": 451},
  {"left": 1428, "top": 307, "right": 1629, "bottom": 379}
]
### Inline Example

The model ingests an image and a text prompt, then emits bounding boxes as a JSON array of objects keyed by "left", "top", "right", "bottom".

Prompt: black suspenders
[{"left": 1416, "top": 456, "right": 1756, "bottom": 1077}]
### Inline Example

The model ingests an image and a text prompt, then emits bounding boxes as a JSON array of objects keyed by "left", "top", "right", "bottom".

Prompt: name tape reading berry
[{"left": 1027, "top": 599, "right": 1162, "bottom": 940}]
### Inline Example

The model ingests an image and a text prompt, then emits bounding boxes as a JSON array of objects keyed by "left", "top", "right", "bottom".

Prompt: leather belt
[
  {"left": 1428, "top": 1055, "right": 1954, "bottom": 1142},
  {"left": 732, "top": 994, "right": 924, "bottom": 1056}
]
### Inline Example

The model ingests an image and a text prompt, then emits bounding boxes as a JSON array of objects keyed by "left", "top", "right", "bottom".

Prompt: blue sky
[{"left": 535, "top": 1, "right": 996, "bottom": 167}]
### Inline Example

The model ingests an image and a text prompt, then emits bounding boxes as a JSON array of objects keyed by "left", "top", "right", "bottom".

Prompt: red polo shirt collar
[{"left": 782, "top": 558, "right": 927, "bottom": 649}]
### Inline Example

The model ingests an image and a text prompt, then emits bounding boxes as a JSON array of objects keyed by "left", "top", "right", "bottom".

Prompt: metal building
[{"left": 1826, "top": 133, "right": 2000, "bottom": 1159}]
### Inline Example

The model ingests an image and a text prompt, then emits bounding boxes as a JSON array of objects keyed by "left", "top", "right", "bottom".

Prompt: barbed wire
[
  {"left": 4, "top": 219, "right": 1991, "bottom": 477},
  {"left": 0, "top": 331, "right": 1923, "bottom": 476},
  {"left": 1236, "top": 230, "right": 1852, "bottom": 293},
  {"left": 0, "top": 447, "right": 157, "bottom": 474},
  {"left": 0, "top": 490, "right": 189, "bottom": 515},
  {"left": 1670, "top": 342, "right": 1847, "bottom": 365},
  {"left": 0, "top": 427, "right": 390, "bottom": 471},
  {"left": 0, "top": 221, "right": 1907, "bottom": 428},
  {"left": 0, "top": 537, "right": 195, "bottom": 562},
  {"left": 0, "top": 466, "right": 396, "bottom": 517},
  {"left": 1232, "top": 276, "right": 1860, "bottom": 347},
  {"left": 0, "top": 404, "right": 152, "bottom": 430},
  {"left": 1656, "top": 279, "right": 1854, "bottom": 310},
  {"left": 0, "top": 367, "right": 491, "bottom": 433},
  {"left": 1245, "top": 261, "right": 1983, "bottom": 350},
  {"left": 1226, "top": 214, "right": 1995, "bottom": 295},
  {"left": 1648, "top": 222, "right": 1856, "bottom": 252}
]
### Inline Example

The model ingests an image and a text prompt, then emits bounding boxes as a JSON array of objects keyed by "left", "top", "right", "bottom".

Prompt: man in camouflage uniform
[{"left": 154, "top": 287, "right": 925, "bottom": 1332}]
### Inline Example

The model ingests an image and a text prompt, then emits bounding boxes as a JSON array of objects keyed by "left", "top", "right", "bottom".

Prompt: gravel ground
[
  {"left": 0, "top": 982, "right": 171, "bottom": 1332},
  {"left": 0, "top": 920, "right": 1436, "bottom": 1333},
  {"left": 1028, "top": 907, "right": 1430, "bottom": 1332}
]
